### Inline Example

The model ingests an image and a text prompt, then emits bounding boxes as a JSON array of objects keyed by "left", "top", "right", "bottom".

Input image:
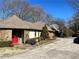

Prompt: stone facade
[{"left": 0, "top": 30, "right": 12, "bottom": 41}]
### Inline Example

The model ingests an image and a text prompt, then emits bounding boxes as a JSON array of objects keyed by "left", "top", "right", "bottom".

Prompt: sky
[
  {"left": 28, "top": 0, "right": 74, "bottom": 21},
  {"left": 0, "top": 0, "right": 74, "bottom": 21}
]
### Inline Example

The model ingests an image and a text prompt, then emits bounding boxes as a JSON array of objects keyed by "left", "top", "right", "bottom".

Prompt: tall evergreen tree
[{"left": 41, "top": 25, "right": 49, "bottom": 40}]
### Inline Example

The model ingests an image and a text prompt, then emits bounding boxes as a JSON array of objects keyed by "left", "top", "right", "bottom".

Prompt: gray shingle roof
[{"left": 0, "top": 15, "right": 53, "bottom": 31}]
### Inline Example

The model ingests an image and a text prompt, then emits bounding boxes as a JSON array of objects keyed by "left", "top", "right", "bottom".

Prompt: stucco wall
[
  {"left": 24, "top": 30, "right": 41, "bottom": 39},
  {"left": 29, "top": 31, "right": 35, "bottom": 38},
  {"left": 36, "top": 32, "right": 41, "bottom": 37},
  {"left": 49, "top": 32, "right": 55, "bottom": 39},
  {"left": 0, "top": 30, "right": 12, "bottom": 41}
]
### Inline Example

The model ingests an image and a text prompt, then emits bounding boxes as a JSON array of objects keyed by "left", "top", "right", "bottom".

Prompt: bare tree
[
  {"left": 1, "top": 0, "right": 30, "bottom": 19},
  {"left": 68, "top": 12, "right": 79, "bottom": 36},
  {"left": 1, "top": 0, "right": 54, "bottom": 23},
  {"left": 67, "top": 0, "right": 79, "bottom": 36},
  {"left": 68, "top": 0, "right": 79, "bottom": 12}
]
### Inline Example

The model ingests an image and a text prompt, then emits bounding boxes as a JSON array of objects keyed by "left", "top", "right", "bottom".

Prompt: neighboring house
[
  {"left": 0, "top": 15, "right": 54, "bottom": 45},
  {"left": 50, "top": 24, "right": 60, "bottom": 32},
  {"left": 50, "top": 24, "right": 61, "bottom": 37}
]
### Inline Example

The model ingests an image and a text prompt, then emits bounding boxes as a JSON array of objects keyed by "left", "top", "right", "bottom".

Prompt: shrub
[
  {"left": 0, "top": 41, "right": 13, "bottom": 47},
  {"left": 35, "top": 37, "right": 41, "bottom": 42},
  {"left": 27, "top": 39, "right": 36, "bottom": 45}
]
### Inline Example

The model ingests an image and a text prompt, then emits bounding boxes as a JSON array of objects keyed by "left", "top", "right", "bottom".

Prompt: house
[
  {"left": 0, "top": 15, "right": 54, "bottom": 45},
  {"left": 50, "top": 24, "right": 61, "bottom": 37},
  {"left": 50, "top": 24, "right": 60, "bottom": 32}
]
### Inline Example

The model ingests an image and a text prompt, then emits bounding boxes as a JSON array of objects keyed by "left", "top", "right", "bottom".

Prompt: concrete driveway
[{"left": 1, "top": 37, "right": 79, "bottom": 59}]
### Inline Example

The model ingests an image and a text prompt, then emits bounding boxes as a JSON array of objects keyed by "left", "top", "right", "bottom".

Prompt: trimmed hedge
[{"left": 0, "top": 41, "right": 13, "bottom": 47}]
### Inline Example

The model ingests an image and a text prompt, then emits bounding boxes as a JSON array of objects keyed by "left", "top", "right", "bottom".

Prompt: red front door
[{"left": 12, "top": 35, "right": 19, "bottom": 45}]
